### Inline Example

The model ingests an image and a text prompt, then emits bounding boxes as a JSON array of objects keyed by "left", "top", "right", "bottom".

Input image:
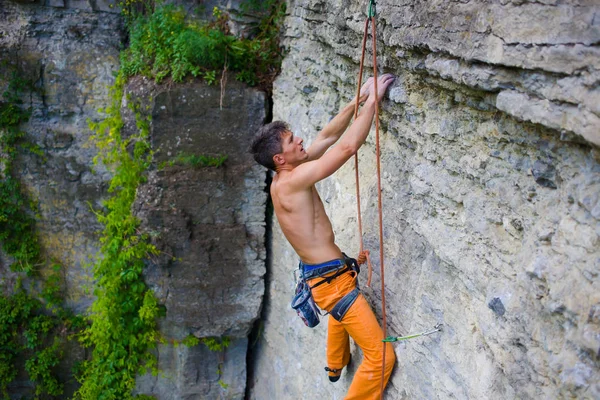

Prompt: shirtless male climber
[{"left": 250, "top": 73, "right": 396, "bottom": 400}]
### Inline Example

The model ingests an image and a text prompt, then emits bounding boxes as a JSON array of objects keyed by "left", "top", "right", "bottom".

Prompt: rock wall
[
  {"left": 130, "top": 77, "right": 267, "bottom": 399},
  {"left": 1, "top": 1, "right": 268, "bottom": 398},
  {"left": 0, "top": 1, "right": 122, "bottom": 398},
  {"left": 0, "top": 0, "right": 124, "bottom": 309},
  {"left": 250, "top": 1, "right": 600, "bottom": 399}
]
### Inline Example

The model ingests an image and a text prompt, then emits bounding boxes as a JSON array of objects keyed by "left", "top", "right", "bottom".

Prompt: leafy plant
[
  {"left": 218, "top": 378, "right": 229, "bottom": 389},
  {"left": 204, "top": 70, "right": 217, "bottom": 85},
  {"left": 0, "top": 277, "right": 81, "bottom": 399},
  {"left": 75, "top": 71, "right": 162, "bottom": 400},
  {"left": 201, "top": 336, "right": 230, "bottom": 352},
  {"left": 113, "top": 0, "right": 154, "bottom": 23},
  {"left": 120, "top": 2, "right": 285, "bottom": 88},
  {"left": 25, "top": 337, "right": 63, "bottom": 397},
  {"left": 0, "top": 72, "right": 42, "bottom": 274},
  {"left": 166, "top": 153, "right": 228, "bottom": 169},
  {"left": 180, "top": 335, "right": 200, "bottom": 347}
]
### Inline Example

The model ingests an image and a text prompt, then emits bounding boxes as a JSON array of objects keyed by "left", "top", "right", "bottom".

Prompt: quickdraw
[{"left": 383, "top": 324, "right": 444, "bottom": 342}]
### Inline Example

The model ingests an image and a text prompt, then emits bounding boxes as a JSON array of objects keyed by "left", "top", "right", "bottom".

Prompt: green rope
[
  {"left": 368, "top": 0, "right": 376, "bottom": 18},
  {"left": 382, "top": 323, "right": 443, "bottom": 342}
]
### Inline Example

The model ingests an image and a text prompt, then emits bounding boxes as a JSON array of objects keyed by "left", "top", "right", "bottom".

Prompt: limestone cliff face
[
  {"left": 2, "top": 0, "right": 598, "bottom": 398},
  {"left": 0, "top": 0, "right": 123, "bottom": 310},
  {"left": 250, "top": 1, "right": 600, "bottom": 399},
  {"left": 1, "top": 1, "right": 268, "bottom": 399},
  {"left": 129, "top": 77, "right": 267, "bottom": 399}
]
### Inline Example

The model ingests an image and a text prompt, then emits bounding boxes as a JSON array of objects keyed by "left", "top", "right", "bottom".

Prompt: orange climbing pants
[{"left": 309, "top": 269, "right": 395, "bottom": 400}]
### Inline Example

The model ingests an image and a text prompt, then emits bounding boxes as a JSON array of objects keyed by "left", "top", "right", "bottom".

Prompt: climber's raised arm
[
  {"left": 305, "top": 77, "right": 375, "bottom": 161},
  {"left": 289, "top": 73, "right": 395, "bottom": 188}
]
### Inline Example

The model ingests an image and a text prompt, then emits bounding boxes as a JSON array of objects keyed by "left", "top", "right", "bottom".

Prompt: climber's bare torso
[{"left": 271, "top": 173, "right": 342, "bottom": 264}]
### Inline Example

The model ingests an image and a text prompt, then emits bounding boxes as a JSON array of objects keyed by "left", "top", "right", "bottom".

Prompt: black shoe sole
[{"left": 327, "top": 354, "right": 352, "bottom": 383}]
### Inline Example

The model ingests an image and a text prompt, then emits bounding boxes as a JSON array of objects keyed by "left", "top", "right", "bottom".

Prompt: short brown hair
[{"left": 250, "top": 121, "right": 289, "bottom": 171}]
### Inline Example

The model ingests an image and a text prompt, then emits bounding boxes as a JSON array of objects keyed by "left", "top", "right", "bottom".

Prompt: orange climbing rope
[
  {"left": 353, "top": 16, "right": 374, "bottom": 288},
  {"left": 352, "top": 1, "right": 388, "bottom": 398}
]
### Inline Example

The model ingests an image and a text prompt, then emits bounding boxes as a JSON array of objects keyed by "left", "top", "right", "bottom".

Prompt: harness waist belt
[
  {"left": 330, "top": 288, "right": 359, "bottom": 322},
  {"left": 300, "top": 258, "right": 346, "bottom": 280}
]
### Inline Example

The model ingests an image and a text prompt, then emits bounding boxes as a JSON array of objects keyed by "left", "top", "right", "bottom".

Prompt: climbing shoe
[
  {"left": 325, "top": 366, "right": 341, "bottom": 382},
  {"left": 325, "top": 354, "right": 352, "bottom": 382}
]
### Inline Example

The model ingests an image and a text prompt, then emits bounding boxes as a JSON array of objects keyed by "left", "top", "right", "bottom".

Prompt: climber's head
[
  {"left": 251, "top": 121, "right": 307, "bottom": 171},
  {"left": 250, "top": 121, "right": 288, "bottom": 171}
]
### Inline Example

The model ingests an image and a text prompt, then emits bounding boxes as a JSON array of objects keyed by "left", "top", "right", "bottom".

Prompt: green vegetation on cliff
[
  {"left": 79, "top": 1, "right": 285, "bottom": 396},
  {"left": 0, "top": 73, "right": 83, "bottom": 399},
  {"left": 0, "top": 1, "right": 285, "bottom": 399},
  {"left": 160, "top": 152, "right": 228, "bottom": 169},
  {"left": 76, "top": 72, "right": 161, "bottom": 400},
  {"left": 0, "top": 265, "right": 85, "bottom": 398},
  {"left": 121, "top": 2, "right": 285, "bottom": 87},
  {"left": 0, "top": 73, "right": 41, "bottom": 274}
]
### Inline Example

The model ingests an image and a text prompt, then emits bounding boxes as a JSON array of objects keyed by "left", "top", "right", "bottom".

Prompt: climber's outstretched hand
[{"left": 368, "top": 73, "right": 395, "bottom": 103}]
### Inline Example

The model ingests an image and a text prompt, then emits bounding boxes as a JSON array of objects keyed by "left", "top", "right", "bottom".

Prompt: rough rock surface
[
  {"left": 167, "top": 0, "right": 266, "bottom": 37},
  {"left": 130, "top": 77, "right": 268, "bottom": 399},
  {"left": 7, "top": 0, "right": 120, "bottom": 12},
  {"left": 0, "top": 1, "right": 123, "bottom": 398},
  {"left": 1, "top": 2, "right": 269, "bottom": 398},
  {"left": 250, "top": 1, "right": 600, "bottom": 399},
  {"left": 0, "top": 0, "right": 124, "bottom": 308},
  {"left": 136, "top": 338, "right": 249, "bottom": 400}
]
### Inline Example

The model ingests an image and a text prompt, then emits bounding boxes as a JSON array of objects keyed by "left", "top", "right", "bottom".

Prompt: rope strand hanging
[
  {"left": 353, "top": 14, "right": 374, "bottom": 288},
  {"left": 352, "top": 0, "right": 388, "bottom": 398},
  {"left": 352, "top": 3, "right": 443, "bottom": 398}
]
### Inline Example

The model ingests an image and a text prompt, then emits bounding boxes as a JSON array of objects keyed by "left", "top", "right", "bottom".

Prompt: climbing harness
[
  {"left": 330, "top": 288, "right": 360, "bottom": 321},
  {"left": 291, "top": 254, "right": 361, "bottom": 328},
  {"left": 383, "top": 323, "right": 444, "bottom": 342}
]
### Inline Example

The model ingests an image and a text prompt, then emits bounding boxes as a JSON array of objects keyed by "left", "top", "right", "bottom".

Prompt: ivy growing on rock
[
  {"left": 0, "top": 268, "right": 86, "bottom": 399},
  {"left": 76, "top": 71, "right": 162, "bottom": 400},
  {"left": 201, "top": 336, "right": 230, "bottom": 352},
  {"left": 0, "top": 72, "right": 42, "bottom": 275}
]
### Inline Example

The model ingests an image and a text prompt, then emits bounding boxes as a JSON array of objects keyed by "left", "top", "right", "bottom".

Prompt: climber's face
[{"left": 274, "top": 130, "right": 308, "bottom": 169}]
